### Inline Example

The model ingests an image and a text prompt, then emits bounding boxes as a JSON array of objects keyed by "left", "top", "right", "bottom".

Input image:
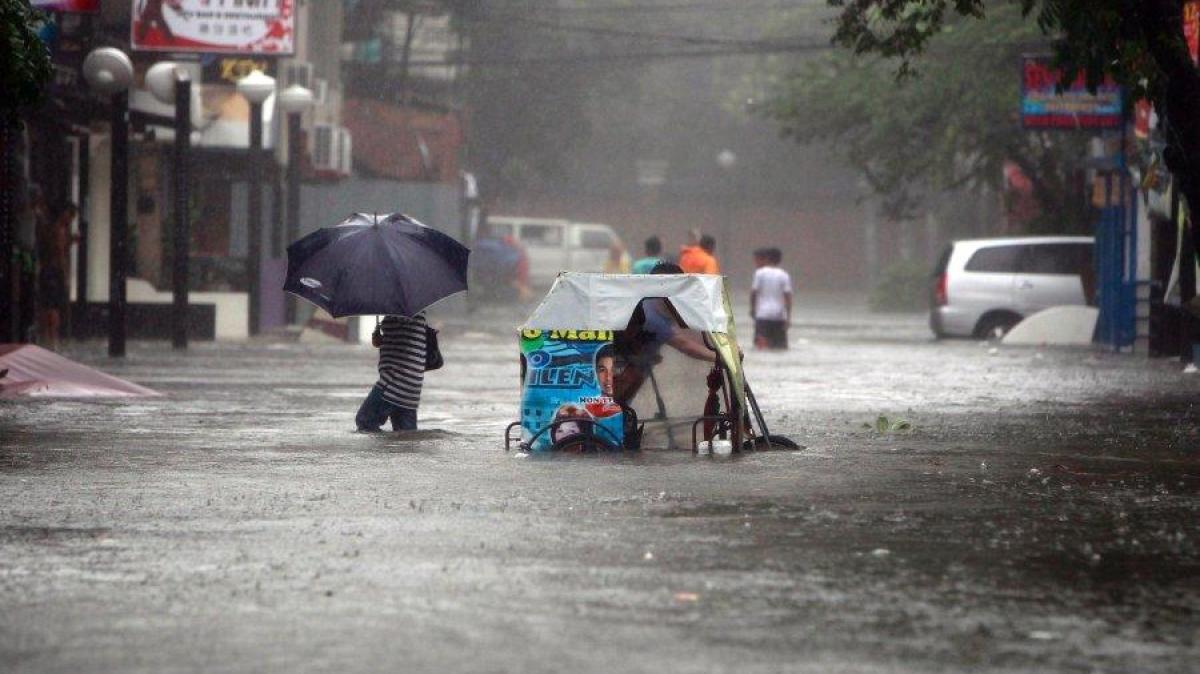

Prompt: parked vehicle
[
  {"left": 486, "top": 216, "right": 621, "bottom": 286},
  {"left": 930, "top": 236, "right": 1095, "bottom": 339}
]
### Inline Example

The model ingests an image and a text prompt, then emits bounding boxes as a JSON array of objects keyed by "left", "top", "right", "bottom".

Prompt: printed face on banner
[
  {"left": 131, "top": 0, "right": 294, "bottom": 54},
  {"left": 519, "top": 330, "right": 623, "bottom": 452}
]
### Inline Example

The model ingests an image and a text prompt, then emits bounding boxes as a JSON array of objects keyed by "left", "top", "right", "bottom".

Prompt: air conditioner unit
[
  {"left": 282, "top": 61, "right": 314, "bottom": 90},
  {"left": 312, "top": 123, "right": 352, "bottom": 178}
]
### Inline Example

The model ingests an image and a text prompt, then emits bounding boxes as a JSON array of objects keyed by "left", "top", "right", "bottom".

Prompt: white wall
[{"left": 86, "top": 129, "right": 110, "bottom": 303}]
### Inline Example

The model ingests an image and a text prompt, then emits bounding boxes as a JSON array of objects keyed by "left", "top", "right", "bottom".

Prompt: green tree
[
  {"left": 763, "top": 5, "right": 1091, "bottom": 231},
  {"left": 0, "top": 0, "right": 52, "bottom": 118},
  {"left": 824, "top": 0, "right": 1200, "bottom": 268},
  {"left": 455, "top": 0, "right": 606, "bottom": 197}
]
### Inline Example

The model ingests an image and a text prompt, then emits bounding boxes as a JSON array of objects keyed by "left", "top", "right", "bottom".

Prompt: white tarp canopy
[{"left": 522, "top": 272, "right": 730, "bottom": 332}]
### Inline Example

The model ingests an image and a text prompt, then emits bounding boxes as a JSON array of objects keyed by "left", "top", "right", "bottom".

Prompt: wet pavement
[{"left": 2, "top": 294, "right": 1198, "bottom": 673}]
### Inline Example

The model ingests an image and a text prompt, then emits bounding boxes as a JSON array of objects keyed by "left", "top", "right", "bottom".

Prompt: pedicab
[{"left": 504, "top": 272, "right": 796, "bottom": 454}]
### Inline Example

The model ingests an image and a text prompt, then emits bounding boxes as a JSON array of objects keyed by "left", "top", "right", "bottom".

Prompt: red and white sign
[
  {"left": 131, "top": 0, "right": 294, "bottom": 55},
  {"left": 1185, "top": 1, "right": 1200, "bottom": 65}
]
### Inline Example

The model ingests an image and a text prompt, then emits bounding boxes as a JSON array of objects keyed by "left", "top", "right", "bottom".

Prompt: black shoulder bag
[{"left": 424, "top": 325, "right": 444, "bottom": 371}]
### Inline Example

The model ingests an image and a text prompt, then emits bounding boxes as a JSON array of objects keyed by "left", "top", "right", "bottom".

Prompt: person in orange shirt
[{"left": 678, "top": 234, "right": 720, "bottom": 274}]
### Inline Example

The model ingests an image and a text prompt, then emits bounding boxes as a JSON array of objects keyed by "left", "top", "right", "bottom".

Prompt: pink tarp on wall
[{"left": 0, "top": 345, "right": 162, "bottom": 399}]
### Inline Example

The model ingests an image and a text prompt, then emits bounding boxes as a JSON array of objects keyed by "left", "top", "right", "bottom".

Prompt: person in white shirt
[{"left": 750, "top": 247, "right": 793, "bottom": 350}]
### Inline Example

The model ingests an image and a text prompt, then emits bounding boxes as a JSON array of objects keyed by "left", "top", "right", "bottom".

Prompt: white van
[
  {"left": 930, "top": 236, "right": 1094, "bottom": 338},
  {"left": 486, "top": 216, "right": 622, "bottom": 286}
]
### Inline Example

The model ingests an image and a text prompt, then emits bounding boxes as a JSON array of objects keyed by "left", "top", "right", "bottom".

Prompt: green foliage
[
  {"left": 762, "top": 5, "right": 1091, "bottom": 227},
  {"left": 868, "top": 259, "right": 930, "bottom": 312},
  {"left": 456, "top": 0, "right": 624, "bottom": 197},
  {"left": 822, "top": 0, "right": 1200, "bottom": 264},
  {"left": 0, "top": 0, "right": 53, "bottom": 117},
  {"left": 828, "top": 0, "right": 1193, "bottom": 104}
]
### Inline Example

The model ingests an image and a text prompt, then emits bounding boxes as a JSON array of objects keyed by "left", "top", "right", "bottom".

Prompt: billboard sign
[
  {"left": 1020, "top": 56, "right": 1123, "bottom": 130},
  {"left": 32, "top": 0, "right": 99, "bottom": 11},
  {"left": 131, "top": 0, "right": 294, "bottom": 55},
  {"left": 519, "top": 330, "right": 624, "bottom": 453}
]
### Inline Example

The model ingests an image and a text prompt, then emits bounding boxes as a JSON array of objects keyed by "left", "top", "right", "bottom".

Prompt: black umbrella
[{"left": 284, "top": 212, "right": 470, "bottom": 318}]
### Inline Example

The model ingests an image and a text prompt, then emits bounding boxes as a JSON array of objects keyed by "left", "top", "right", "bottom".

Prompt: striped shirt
[{"left": 375, "top": 314, "right": 426, "bottom": 409}]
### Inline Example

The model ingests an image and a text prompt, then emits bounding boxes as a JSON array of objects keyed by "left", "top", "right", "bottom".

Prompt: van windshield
[{"left": 520, "top": 224, "right": 563, "bottom": 246}]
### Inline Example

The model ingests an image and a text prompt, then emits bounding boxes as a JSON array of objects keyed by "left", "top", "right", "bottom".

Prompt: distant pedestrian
[
  {"left": 357, "top": 314, "right": 427, "bottom": 432},
  {"left": 750, "top": 248, "right": 792, "bottom": 350},
  {"left": 679, "top": 234, "right": 719, "bottom": 274},
  {"left": 603, "top": 241, "right": 631, "bottom": 274},
  {"left": 631, "top": 236, "right": 663, "bottom": 274},
  {"left": 36, "top": 202, "right": 78, "bottom": 350}
]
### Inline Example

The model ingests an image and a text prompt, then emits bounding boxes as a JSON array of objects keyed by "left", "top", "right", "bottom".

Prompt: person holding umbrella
[
  {"left": 357, "top": 313, "right": 427, "bottom": 431},
  {"left": 284, "top": 212, "right": 469, "bottom": 432}
]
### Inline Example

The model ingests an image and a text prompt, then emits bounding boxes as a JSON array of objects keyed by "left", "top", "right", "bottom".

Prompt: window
[
  {"left": 964, "top": 245, "right": 1021, "bottom": 273},
  {"left": 580, "top": 229, "right": 613, "bottom": 250},
  {"left": 1019, "top": 243, "right": 1092, "bottom": 275},
  {"left": 932, "top": 245, "right": 953, "bottom": 275},
  {"left": 519, "top": 224, "right": 563, "bottom": 246}
]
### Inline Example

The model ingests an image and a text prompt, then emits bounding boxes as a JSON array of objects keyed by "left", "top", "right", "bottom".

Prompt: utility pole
[
  {"left": 0, "top": 116, "right": 17, "bottom": 343},
  {"left": 171, "top": 73, "right": 192, "bottom": 349}
]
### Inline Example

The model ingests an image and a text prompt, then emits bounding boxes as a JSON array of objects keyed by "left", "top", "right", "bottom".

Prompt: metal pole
[
  {"left": 0, "top": 115, "right": 17, "bottom": 343},
  {"left": 172, "top": 76, "right": 191, "bottom": 349},
  {"left": 108, "top": 91, "right": 129, "bottom": 357},
  {"left": 75, "top": 134, "right": 90, "bottom": 320},
  {"left": 284, "top": 110, "right": 301, "bottom": 325},
  {"left": 247, "top": 100, "right": 263, "bottom": 336}
]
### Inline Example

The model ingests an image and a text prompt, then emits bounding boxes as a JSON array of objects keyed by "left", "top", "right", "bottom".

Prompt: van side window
[
  {"left": 520, "top": 224, "right": 563, "bottom": 246},
  {"left": 580, "top": 229, "right": 613, "bottom": 250},
  {"left": 964, "top": 245, "right": 1020, "bottom": 273},
  {"left": 1019, "top": 243, "right": 1093, "bottom": 275}
]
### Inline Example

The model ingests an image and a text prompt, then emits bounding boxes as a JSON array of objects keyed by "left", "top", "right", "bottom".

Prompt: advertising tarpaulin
[
  {"left": 519, "top": 329, "right": 623, "bottom": 452},
  {"left": 1020, "top": 56, "right": 1123, "bottom": 130},
  {"left": 131, "top": 0, "right": 294, "bottom": 55},
  {"left": 32, "top": 0, "right": 99, "bottom": 11}
]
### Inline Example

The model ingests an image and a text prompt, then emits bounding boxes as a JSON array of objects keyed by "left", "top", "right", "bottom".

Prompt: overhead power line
[
  {"left": 407, "top": 41, "right": 832, "bottom": 68},
  {"left": 470, "top": 13, "right": 815, "bottom": 46},
  {"left": 477, "top": 1, "right": 819, "bottom": 14}
]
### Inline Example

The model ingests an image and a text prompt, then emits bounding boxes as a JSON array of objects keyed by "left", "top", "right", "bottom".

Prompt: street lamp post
[
  {"left": 236, "top": 70, "right": 275, "bottom": 337},
  {"left": 147, "top": 61, "right": 193, "bottom": 350},
  {"left": 83, "top": 47, "right": 134, "bottom": 358},
  {"left": 716, "top": 149, "right": 737, "bottom": 272},
  {"left": 277, "top": 84, "right": 313, "bottom": 326}
]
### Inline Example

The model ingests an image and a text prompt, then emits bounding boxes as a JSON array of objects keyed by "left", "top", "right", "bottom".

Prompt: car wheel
[{"left": 974, "top": 312, "right": 1021, "bottom": 340}]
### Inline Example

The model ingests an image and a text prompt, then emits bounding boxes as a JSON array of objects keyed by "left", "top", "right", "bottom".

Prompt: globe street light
[
  {"left": 83, "top": 47, "right": 134, "bottom": 357},
  {"left": 277, "top": 83, "right": 314, "bottom": 325},
  {"left": 147, "top": 61, "right": 193, "bottom": 350},
  {"left": 236, "top": 69, "right": 275, "bottom": 336}
]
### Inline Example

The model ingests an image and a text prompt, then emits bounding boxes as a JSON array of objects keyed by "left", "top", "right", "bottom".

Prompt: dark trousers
[
  {"left": 754, "top": 319, "right": 788, "bottom": 350},
  {"left": 355, "top": 384, "right": 417, "bottom": 431}
]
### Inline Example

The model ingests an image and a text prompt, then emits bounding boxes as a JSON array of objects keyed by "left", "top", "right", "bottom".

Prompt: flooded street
[{"left": 2, "top": 295, "right": 1198, "bottom": 673}]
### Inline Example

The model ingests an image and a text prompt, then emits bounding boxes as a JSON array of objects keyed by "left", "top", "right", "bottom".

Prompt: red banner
[
  {"left": 1186, "top": 1, "right": 1200, "bottom": 64},
  {"left": 32, "top": 0, "right": 99, "bottom": 11}
]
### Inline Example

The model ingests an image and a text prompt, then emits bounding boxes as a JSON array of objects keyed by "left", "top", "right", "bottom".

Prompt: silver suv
[{"left": 930, "top": 236, "right": 1094, "bottom": 339}]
